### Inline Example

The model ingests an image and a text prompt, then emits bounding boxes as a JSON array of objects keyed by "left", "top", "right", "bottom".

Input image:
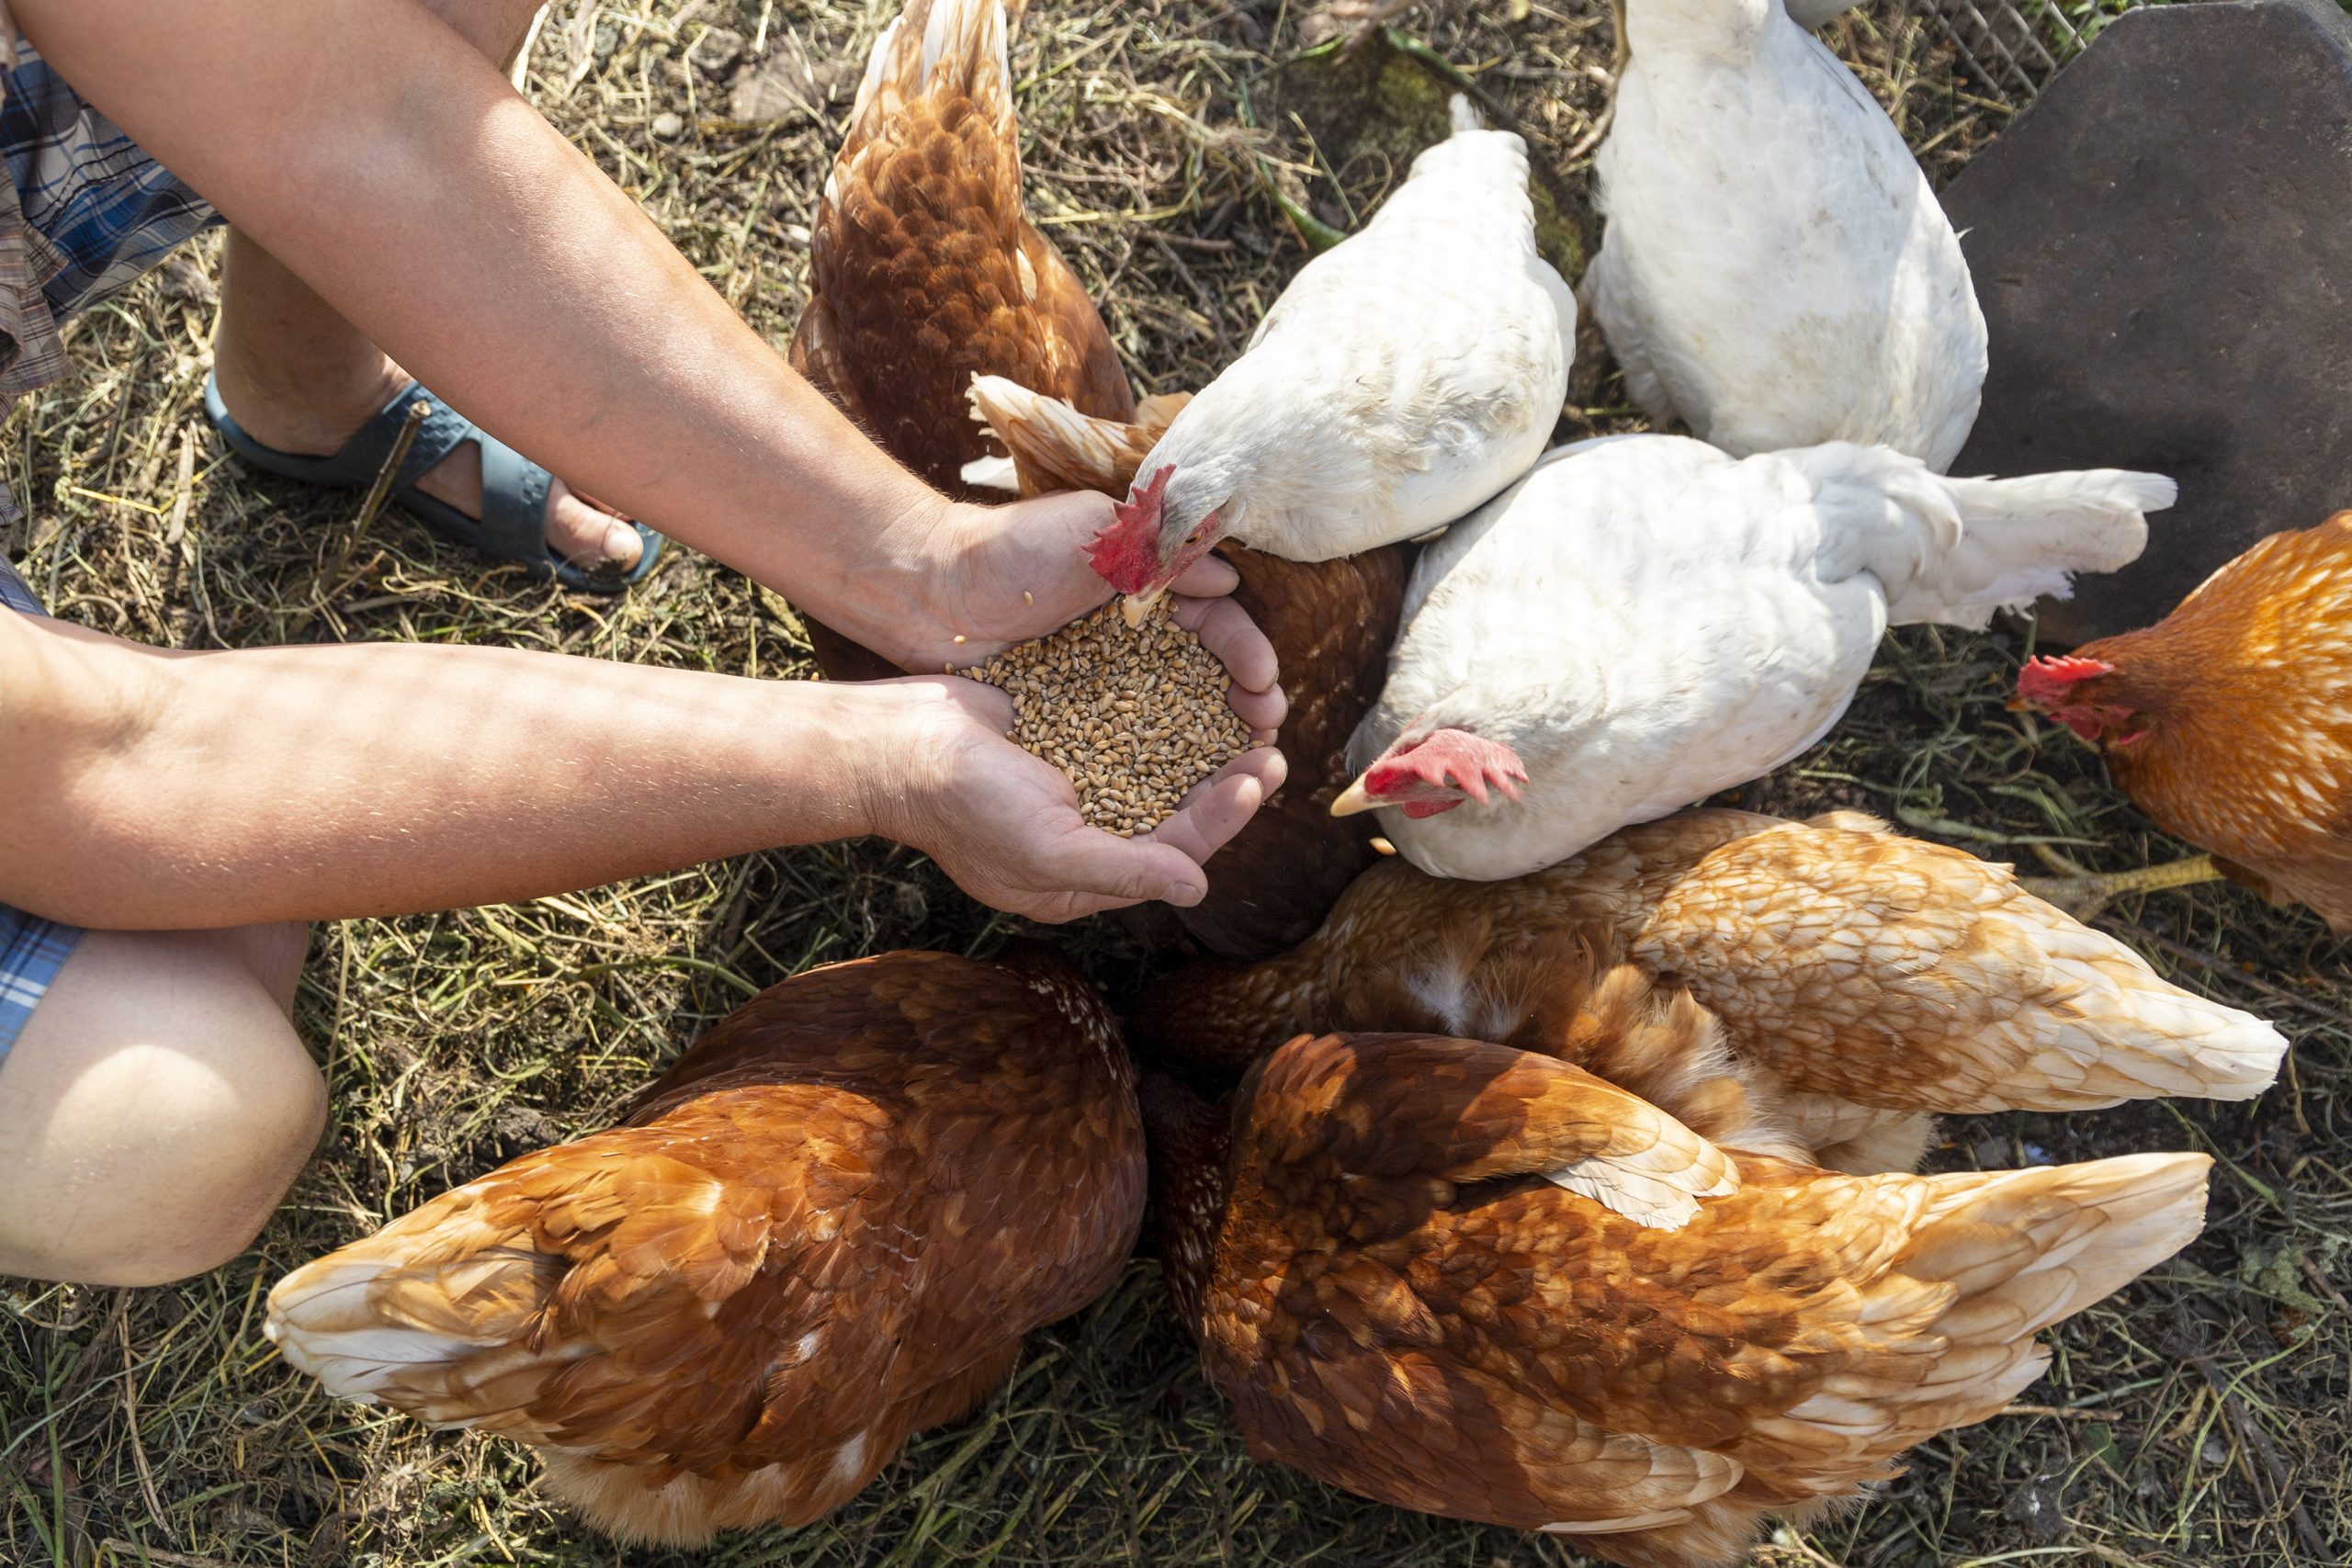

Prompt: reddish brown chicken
[
  {"left": 787, "top": 0, "right": 1135, "bottom": 681},
  {"left": 2014, "top": 510, "right": 2352, "bottom": 928},
  {"left": 1134, "top": 808, "right": 2283, "bottom": 1173},
  {"left": 1144, "top": 1008, "right": 2211, "bottom": 1567},
  {"left": 265, "top": 948, "right": 1144, "bottom": 1546},
  {"left": 969, "top": 375, "right": 1414, "bottom": 956}
]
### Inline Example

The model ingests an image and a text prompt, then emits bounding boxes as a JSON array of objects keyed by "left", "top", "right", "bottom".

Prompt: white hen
[
  {"left": 1585, "top": 0, "right": 1987, "bottom": 469},
  {"left": 1338, "top": 436, "right": 2173, "bottom": 881},
  {"left": 1086, "top": 96, "right": 1574, "bottom": 616}
]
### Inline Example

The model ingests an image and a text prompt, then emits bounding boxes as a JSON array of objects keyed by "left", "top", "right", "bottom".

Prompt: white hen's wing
[
  {"left": 1142, "top": 121, "right": 1572, "bottom": 561},
  {"left": 1361, "top": 440, "right": 1900, "bottom": 883},
  {"left": 1592, "top": 18, "right": 1984, "bottom": 468}
]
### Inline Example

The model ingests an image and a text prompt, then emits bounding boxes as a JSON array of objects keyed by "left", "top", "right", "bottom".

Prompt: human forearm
[
  {"left": 14, "top": 0, "right": 944, "bottom": 647},
  {"left": 0, "top": 616, "right": 879, "bottom": 929}
]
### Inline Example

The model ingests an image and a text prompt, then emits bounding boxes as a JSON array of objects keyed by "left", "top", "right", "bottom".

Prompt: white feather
[
  {"left": 1128, "top": 115, "right": 1575, "bottom": 561},
  {"left": 1351, "top": 438, "right": 2170, "bottom": 882},
  {"left": 1587, "top": 0, "right": 1986, "bottom": 468}
]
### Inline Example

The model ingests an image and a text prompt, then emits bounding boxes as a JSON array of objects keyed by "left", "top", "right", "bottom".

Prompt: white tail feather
[{"left": 1890, "top": 467, "right": 2174, "bottom": 628}]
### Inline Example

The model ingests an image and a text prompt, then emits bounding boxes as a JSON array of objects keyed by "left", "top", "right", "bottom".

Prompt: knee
[
  {"left": 0, "top": 932, "right": 327, "bottom": 1287},
  {"left": 103, "top": 1031, "right": 327, "bottom": 1285}
]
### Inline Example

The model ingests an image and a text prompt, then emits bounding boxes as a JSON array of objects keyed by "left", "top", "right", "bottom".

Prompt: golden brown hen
[
  {"left": 2014, "top": 510, "right": 2352, "bottom": 927},
  {"left": 1144, "top": 1016, "right": 2211, "bottom": 1567},
  {"left": 969, "top": 374, "right": 1414, "bottom": 957},
  {"left": 1134, "top": 808, "right": 2283, "bottom": 1173},
  {"left": 265, "top": 947, "right": 1144, "bottom": 1546},
  {"left": 787, "top": 0, "right": 1135, "bottom": 682}
]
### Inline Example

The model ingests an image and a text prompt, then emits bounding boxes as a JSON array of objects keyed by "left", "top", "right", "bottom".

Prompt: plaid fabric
[
  {"left": 0, "top": 550, "right": 86, "bottom": 1066},
  {"left": 0, "top": 906, "right": 79, "bottom": 1063},
  {"left": 0, "top": 39, "right": 220, "bottom": 401},
  {"left": 0, "top": 547, "right": 37, "bottom": 613}
]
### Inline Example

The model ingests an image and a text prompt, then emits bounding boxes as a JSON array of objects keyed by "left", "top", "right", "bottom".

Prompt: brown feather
[
  {"left": 1133, "top": 807, "right": 2281, "bottom": 1156},
  {"left": 266, "top": 949, "right": 1145, "bottom": 1545},
  {"left": 786, "top": 0, "right": 1134, "bottom": 680},
  {"left": 1145, "top": 1033, "right": 2209, "bottom": 1565},
  {"left": 2063, "top": 510, "right": 2352, "bottom": 928}
]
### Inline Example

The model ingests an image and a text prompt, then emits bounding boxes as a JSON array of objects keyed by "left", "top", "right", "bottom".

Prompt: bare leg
[
  {"left": 206, "top": 0, "right": 640, "bottom": 571},
  {"left": 0, "top": 922, "right": 322, "bottom": 1286}
]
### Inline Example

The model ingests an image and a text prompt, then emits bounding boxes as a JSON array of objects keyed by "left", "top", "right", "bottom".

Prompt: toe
[{"left": 546, "top": 482, "right": 644, "bottom": 571}]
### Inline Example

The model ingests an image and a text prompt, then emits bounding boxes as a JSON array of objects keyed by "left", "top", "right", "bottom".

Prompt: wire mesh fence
[{"left": 1900, "top": 0, "right": 2148, "bottom": 104}]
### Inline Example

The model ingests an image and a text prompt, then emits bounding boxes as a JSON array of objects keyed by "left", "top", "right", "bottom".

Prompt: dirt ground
[{"left": 3, "top": 1, "right": 2346, "bottom": 1564}]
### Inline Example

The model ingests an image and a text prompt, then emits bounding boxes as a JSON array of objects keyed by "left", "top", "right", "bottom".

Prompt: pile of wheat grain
[{"left": 964, "top": 601, "right": 1255, "bottom": 836}]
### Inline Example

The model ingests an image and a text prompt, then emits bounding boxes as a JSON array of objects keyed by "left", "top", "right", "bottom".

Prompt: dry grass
[{"left": 4, "top": 0, "right": 2347, "bottom": 1564}]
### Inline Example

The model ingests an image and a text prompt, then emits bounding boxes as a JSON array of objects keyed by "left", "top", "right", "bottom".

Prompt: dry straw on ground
[{"left": 3, "top": 2, "right": 2346, "bottom": 1566}]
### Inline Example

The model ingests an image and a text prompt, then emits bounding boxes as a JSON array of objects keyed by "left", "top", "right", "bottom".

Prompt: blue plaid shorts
[
  {"left": 2, "top": 43, "right": 220, "bottom": 330},
  {"left": 0, "top": 555, "right": 85, "bottom": 1067}
]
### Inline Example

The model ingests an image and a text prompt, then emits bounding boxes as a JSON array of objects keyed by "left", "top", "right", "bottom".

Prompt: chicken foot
[{"left": 2019, "top": 844, "right": 2223, "bottom": 922}]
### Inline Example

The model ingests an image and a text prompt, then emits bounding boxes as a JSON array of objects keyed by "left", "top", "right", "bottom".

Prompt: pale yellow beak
[
  {"left": 1119, "top": 583, "right": 1169, "bottom": 628},
  {"left": 1329, "top": 775, "right": 1378, "bottom": 818}
]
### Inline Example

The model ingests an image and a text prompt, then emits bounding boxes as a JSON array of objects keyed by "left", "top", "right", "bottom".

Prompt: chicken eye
[{"left": 1182, "top": 529, "right": 1204, "bottom": 547}]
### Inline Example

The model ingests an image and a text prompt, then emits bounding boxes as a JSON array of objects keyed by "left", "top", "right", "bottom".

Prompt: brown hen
[
  {"left": 1134, "top": 808, "right": 2282, "bottom": 1173},
  {"left": 2014, "top": 510, "right": 2352, "bottom": 928},
  {"left": 1145, "top": 1020, "right": 2211, "bottom": 1567},
  {"left": 787, "top": 0, "right": 1135, "bottom": 682},
  {"left": 265, "top": 947, "right": 1144, "bottom": 1545},
  {"left": 969, "top": 374, "right": 1414, "bottom": 957}
]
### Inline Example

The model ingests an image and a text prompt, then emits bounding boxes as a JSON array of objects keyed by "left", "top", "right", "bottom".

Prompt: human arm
[
  {"left": 0, "top": 610, "right": 1278, "bottom": 930},
  {"left": 6, "top": 0, "right": 1198, "bottom": 675}
]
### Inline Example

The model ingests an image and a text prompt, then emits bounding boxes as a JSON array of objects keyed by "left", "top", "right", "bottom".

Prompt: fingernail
[{"left": 1165, "top": 881, "right": 1205, "bottom": 908}]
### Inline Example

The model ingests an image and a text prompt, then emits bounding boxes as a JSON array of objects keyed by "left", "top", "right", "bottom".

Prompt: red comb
[
  {"left": 1086, "top": 466, "right": 1173, "bottom": 593},
  {"left": 1367, "top": 729, "right": 1528, "bottom": 811},
  {"left": 2016, "top": 654, "right": 2115, "bottom": 705}
]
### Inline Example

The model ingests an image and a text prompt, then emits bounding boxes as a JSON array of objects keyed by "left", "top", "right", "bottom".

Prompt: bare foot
[{"left": 209, "top": 355, "right": 643, "bottom": 573}]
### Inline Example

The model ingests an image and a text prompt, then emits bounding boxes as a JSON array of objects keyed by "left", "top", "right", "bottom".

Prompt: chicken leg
[{"left": 2020, "top": 844, "right": 2224, "bottom": 923}]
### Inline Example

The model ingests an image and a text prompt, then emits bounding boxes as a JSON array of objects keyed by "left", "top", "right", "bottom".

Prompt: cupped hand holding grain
[
  {"left": 877, "top": 492, "right": 1283, "bottom": 701},
  {"left": 865, "top": 674, "right": 1288, "bottom": 923}
]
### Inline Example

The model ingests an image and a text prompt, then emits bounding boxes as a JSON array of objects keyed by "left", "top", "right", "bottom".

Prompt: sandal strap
[
  {"left": 474, "top": 431, "right": 556, "bottom": 563},
  {"left": 353, "top": 382, "right": 480, "bottom": 494}
]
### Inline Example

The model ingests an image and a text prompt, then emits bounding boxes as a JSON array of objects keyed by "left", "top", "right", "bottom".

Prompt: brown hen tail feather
[
  {"left": 966, "top": 375, "right": 1191, "bottom": 497},
  {"left": 1582, "top": 1151, "right": 2211, "bottom": 1568},
  {"left": 1768, "top": 1152, "right": 2211, "bottom": 1479},
  {"left": 851, "top": 0, "right": 1015, "bottom": 131},
  {"left": 266, "top": 1206, "right": 571, "bottom": 1426}
]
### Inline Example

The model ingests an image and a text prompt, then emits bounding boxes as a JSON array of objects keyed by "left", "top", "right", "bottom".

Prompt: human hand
[
  {"left": 858, "top": 675, "right": 1289, "bottom": 922},
  {"left": 877, "top": 492, "right": 1285, "bottom": 733}
]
